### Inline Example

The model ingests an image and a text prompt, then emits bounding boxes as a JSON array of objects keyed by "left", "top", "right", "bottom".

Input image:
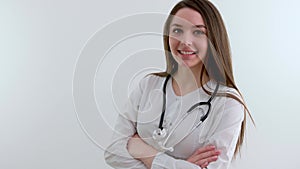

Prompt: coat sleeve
[
  {"left": 104, "top": 77, "right": 147, "bottom": 169},
  {"left": 151, "top": 153, "right": 202, "bottom": 169},
  {"left": 204, "top": 97, "right": 244, "bottom": 169},
  {"left": 150, "top": 97, "right": 244, "bottom": 169}
]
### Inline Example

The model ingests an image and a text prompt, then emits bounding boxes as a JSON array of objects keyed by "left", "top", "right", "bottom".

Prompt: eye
[
  {"left": 193, "top": 30, "right": 205, "bottom": 36},
  {"left": 171, "top": 28, "right": 183, "bottom": 35}
]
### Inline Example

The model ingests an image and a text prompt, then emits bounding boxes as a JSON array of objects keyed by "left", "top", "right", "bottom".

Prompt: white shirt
[{"left": 104, "top": 74, "right": 244, "bottom": 169}]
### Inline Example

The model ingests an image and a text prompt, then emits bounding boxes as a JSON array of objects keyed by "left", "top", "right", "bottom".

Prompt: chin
[{"left": 180, "top": 60, "right": 201, "bottom": 68}]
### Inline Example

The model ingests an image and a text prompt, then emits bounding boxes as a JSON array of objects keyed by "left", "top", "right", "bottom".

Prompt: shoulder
[
  {"left": 205, "top": 81, "right": 242, "bottom": 101},
  {"left": 138, "top": 74, "right": 165, "bottom": 91},
  {"left": 219, "top": 85, "right": 245, "bottom": 122},
  {"left": 207, "top": 81, "right": 245, "bottom": 121},
  {"left": 129, "top": 74, "right": 165, "bottom": 99}
]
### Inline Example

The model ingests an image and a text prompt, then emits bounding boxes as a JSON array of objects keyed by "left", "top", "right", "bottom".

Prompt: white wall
[{"left": 1, "top": 0, "right": 300, "bottom": 169}]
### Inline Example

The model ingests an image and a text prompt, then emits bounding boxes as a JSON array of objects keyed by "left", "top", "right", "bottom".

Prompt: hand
[
  {"left": 127, "top": 133, "right": 158, "bottom": 169},
  {"left": 187, "top": 145, "right": 221, "bottom": 168}
]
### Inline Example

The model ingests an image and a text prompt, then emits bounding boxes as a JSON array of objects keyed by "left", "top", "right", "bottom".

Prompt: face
[{"left": 168, "top": 8, "right": 208, "bottom": 69}]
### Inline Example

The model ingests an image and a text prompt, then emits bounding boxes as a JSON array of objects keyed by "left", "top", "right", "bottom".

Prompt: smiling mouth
[
  {"left": 178, "top": 50, "right": 197, "bottom": 56},
  {"left": 178, "top": 50, "right": 197, "bottom": 59}
]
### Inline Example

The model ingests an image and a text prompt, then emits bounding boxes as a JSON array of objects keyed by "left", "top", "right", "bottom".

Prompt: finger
[
  {"left": 197, "top": 155, "right": 218, "bottom": 167},
  {"left": 196, "top": 149, "right": 221, "bottom": 161},
  {"left": 196, "top": 145, "right": 216, "bottom": 154},
  {"left": 192, "top": 150, "right": 220, "bottom": 165},
  {"left": 187, "top": 146, "right": 220, "bottom": 164},
  {"left": 189, "top": 145, "right": 215, "bottom": 159},
  {"left": 200, "top": 161, "right": 209, "bottom": 168},
  {"left": 195, "top": 159, "right": 209, "bottom": 168},
  {"left": 188, "top": 149, "right": 218, "bottom": 163}
]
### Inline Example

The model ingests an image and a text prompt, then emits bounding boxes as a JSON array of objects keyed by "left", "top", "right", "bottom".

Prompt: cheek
[
  {"left": 169, "top": 37, "right": 179, "bottom": 52},
  {"left": 196, "top": 40, "right": 208, "bottom": 54},
  {"left": 195, "top": 39, "right": 208, "bottom": 49}
]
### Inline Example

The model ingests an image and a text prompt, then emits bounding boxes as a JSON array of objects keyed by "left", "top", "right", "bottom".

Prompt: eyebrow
[
  {"left": 194, "top": 25, "right": 207, "bottom": 29},
  {"left": 171, "top": 23, "right": 206, "bottom": 29},
  {"left": 171, "top": 24, "right": 183, "bottom": 27}
]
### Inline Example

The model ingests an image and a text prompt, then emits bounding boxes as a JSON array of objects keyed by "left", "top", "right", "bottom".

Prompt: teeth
[{"left": 181, "top": 51, "right": 194, "bottom": 55}]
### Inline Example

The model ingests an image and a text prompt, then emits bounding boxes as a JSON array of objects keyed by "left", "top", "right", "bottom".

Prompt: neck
[{"left": 172, "top": 64, "right": 209, "bottom": 95}]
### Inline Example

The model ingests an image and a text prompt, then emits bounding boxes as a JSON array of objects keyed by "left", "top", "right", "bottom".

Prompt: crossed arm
[
  {"left": 104, "top": 114, "right": 221, "bottom": 169},
  {"left": 127, "top": 133, "right": 220, "bottom": 169}
]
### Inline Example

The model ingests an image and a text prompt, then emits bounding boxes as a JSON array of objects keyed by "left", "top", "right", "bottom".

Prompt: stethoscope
[{"left": 152, "top": 74, "right": 219, "bottom": 152}]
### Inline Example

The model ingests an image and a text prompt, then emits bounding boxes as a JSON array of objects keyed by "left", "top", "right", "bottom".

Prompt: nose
[{"left": 181, "top": 32, "right": 193, "bottom": 46}]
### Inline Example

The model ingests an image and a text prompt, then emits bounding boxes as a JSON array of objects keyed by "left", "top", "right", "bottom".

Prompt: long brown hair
[{"left": 153, "top": 0, "right": 254, "bottom": 156}]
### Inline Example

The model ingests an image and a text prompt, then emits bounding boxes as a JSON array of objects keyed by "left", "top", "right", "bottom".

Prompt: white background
[{"left": 1, "top": 0, "right": 300, "bottom": 169}]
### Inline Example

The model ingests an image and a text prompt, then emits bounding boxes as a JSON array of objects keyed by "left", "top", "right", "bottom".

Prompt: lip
[{"left": 177, "top": 50, "right": 197, "bottom": 59}]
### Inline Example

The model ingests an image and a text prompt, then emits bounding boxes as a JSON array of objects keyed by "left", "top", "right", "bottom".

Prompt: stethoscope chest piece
[
  {"left": 152, "top": 128, "right": 167, "bottom": 140},
  {"left": 152, "top": 128, "right": 174, "bottom": 152}
]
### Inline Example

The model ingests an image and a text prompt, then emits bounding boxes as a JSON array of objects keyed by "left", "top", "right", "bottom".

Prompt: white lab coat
[{"left": 104, "top": 75, "right": 244, "bottom": 169}]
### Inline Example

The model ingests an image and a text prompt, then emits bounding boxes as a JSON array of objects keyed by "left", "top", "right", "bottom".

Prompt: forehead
[{"left": 171, "top": 7, "right": 205, "bottom": 26}]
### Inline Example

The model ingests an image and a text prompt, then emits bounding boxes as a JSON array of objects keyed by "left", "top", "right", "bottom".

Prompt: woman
[{"left": 105, "top": 0, "right": 252, "bottom": 168}]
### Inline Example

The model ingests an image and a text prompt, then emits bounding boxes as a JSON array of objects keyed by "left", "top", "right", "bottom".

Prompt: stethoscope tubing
[
  {"left": 154, "top": 74, "right": 220, "bottom": 151},
  {"left": 161, "top": 109, "right": 204, "bottom": 150}
]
